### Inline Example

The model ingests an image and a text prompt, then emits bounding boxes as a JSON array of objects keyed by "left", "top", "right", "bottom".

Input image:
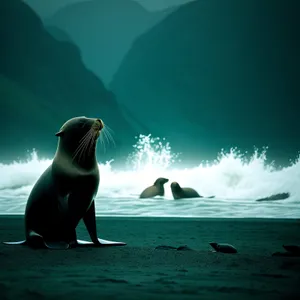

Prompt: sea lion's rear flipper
[
  {"left": 28, "top": 230, "right": 70, "bottom": 249},
  {"left": 2, "top": 230, "right": 42, "bottom": 247},
  {"left": 26, "top": 230, "right": 49, "bottom": 248},
  {"left": 3, "top": 240, "right": 27, "bottom": 245}
]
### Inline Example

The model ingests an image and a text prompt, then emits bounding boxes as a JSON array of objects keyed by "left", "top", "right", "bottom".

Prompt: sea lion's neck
[
  {"left": 156, "top": 185, "right": 165, "bottom": 196},
  {"left": 54, "top": 143, "right": 98, "bottom": 172}
]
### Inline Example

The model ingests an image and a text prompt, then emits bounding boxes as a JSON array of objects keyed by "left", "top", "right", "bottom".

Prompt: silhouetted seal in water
[
  {"left": 256, "top": 192, "right": 290, "bottom": 202},
  {"left": 170, "top": 182, "right": 215, "bottom": 200},
  {"left": 209, "top": 242, "right": 237, "bottom": 254},
  {"left": 3, "top": 116, "right": 126, "bottom": 249},
  {"left": 170, "top": 181, "right": 202, "bottom": 199},
  {"left": 139, "top": 177, "right": 169, "bottom": 198}
]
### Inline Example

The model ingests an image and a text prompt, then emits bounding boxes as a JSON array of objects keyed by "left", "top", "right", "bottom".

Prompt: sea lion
[
  {"left": 170, "top": 181, "right": 202, "bottom": 199},
  {"left": 3, "top": 116, "right": 125, "bottom": 249},
  {"left": 139, "top": 177, "right": 169, "bottom": 198},
  {"left": 209, "top": 242, "right": 237, "bottom": 254}
]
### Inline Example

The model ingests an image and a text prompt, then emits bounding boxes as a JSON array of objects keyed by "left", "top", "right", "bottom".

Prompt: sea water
[{"left": 0, "top": 135, "right": 299, "bottom": 218}]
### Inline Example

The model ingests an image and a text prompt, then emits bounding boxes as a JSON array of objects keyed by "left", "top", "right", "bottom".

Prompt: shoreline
[
  {"left": 1, "top": 215, "right": 299, "bottom": 299},
  {"left": 0, "top": 214, "right": 299, "bottom": 222}
]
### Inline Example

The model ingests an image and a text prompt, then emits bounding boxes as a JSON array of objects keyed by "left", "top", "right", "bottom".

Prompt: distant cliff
[
  {"left": 24, "top": 0, "right": 86, "bottom": 19},
  {"left": 46, "top": 0, "right": 175, "bottom": 84},
  {"left": 0, "top": 0, "right": 137, "bottom": 164},
  {"left": 111, "top": 0, "right": 300, "bottom": 165}
]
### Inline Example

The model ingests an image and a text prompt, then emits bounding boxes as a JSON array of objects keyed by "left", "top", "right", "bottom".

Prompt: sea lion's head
[
  {"left": 170, "top": 182, "right": 181, "bottom": 191},
  {"left": 154, "top": 177, "right": 169, "bottom": 186},
  {"left": 209, "top": 242, "right": 220, "bottom": 252},
  {"left": 55, "top": 116, "right": 104, "bottom": 165}
]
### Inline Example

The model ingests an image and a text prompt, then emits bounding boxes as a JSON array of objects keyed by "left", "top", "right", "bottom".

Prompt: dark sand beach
[{"left": 0, "top": 216, "right": 299, "bottom": 299}]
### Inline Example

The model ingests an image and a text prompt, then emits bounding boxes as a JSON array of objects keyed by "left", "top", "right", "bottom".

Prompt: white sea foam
[{"left": 0, "top": 135, "right": 299, "bottom": 218}]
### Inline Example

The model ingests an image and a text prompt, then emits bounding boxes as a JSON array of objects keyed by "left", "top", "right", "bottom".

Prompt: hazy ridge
[
  {"left": 111, "top": 0, "right": 300, "bottom": 166},
  {"left": 45, "top": 0, "right": 176, "bottom": 84},
  {"left": 0, "top": 0, "right": 137, "bottom": 163}
]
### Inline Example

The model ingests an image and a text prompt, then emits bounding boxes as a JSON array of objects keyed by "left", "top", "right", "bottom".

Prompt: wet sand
[{"left": 0, "top": 216, "right": 299, "bottom": 299}]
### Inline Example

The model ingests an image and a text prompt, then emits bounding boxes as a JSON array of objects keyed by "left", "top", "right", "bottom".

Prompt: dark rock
[
  {"left": 256, "top": 193, "right": 290, "bottom": 202},
  {"left": 283, "top": 245, "right": 300, "bottom": 253},
  {"left": 209, "top": 242, "right": 237, "bottom": 254},
  {"left": 155, "top": 245, "right": 177, "bottom": 250},
  {"left": 177, "top": 245, "right": 193, "bottom": 251}
]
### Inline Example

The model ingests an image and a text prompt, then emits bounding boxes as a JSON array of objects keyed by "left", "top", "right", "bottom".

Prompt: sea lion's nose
[{"left": 96, "top": 119, "right": 104, "bottom": 130}]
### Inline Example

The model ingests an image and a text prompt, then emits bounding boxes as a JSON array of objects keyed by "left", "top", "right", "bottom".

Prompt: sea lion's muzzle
[{"left": 94, "top": 119, "right": 104, "bottom": 132}]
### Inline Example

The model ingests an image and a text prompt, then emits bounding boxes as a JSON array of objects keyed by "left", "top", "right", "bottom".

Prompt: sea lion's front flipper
[
  {"left": 3, "top": 240, "right": 27, "bottom": 245},
  {"left": 97, "top": 238, "right": 126, "bottom": 246},
  {"left": 77, "top": 239, "right": 94, "bottom": 245},
  {"left": 83, "top": 200, "right": 126, "bottom": 247},
  {"left": 76, "top": 239, "right": 126, "bottom": 246}
]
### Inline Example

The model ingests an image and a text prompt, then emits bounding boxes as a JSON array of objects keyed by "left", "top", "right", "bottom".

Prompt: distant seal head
[
  {"left": 139, "top": 177, "right": 169, "bottom": 198},
  {"left": 3, "top": 116, "right": 126, "bottom": 249},
  {"left": 170, "top": 182, "right": 202, "bottom": 199}
]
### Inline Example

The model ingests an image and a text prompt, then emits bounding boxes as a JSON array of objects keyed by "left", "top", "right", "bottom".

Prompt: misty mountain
[
  {"left": 46, "top": 0, "right": 176, "bottom": 84},
  {"left": 0, "top": 0, "right": 137, "bottom": 164},
  {"left": 110, "top": 0, "right": 300, "bottom": 166},
  {"left": 24, "top": 0, "right": 88, "bottom": 19},
  {"left": 135, "top": 0, "right": 194, "bottom": 11}
]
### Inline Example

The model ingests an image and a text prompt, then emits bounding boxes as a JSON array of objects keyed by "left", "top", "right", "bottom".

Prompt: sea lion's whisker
[
  {"left": 102, "top": 126, "right": 116, "bottom": 147},
  {"left": 78, "top": 131, "right": 94, "bottom": 163},
  {"left": 106, "top": 130, "right": 116, "bottom": 146},
  {"left": 79, "top": 134, "right": 93, "bottom": 163},
  {"left": 87, "top": 131, "right": 97, "bottom": 157},
  {"left": 78, "top": 128, "right": 93, "bottom": 144},
  {"left": 100, "top": 122, "right": 115, "bottom": 146},
  {"left": 101, "top": 132, "right": 107, "bottom": 153},
  {"left": 103, "top": 123, "right": 114, "bottom": 134},
  {"left": 74, "top": 129, "right": 92, "bottom": 155},
  {"left": 99, "top": 133, "right": 106, "bottom": 153},
  {"left": 73, "top": 130, "right": 93, "bottom": 162},
  {"left": 73, "top": 133, "right": 91, "bottom": 161},
  {"left": 74, "top": 138, "right": 89, "bottom": 163},
  {"left": 102, "top": 129, "right": 110, "bottom": 147},
  {"left": 103, "top": 127, "right": 116, "bottom": 145}
]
